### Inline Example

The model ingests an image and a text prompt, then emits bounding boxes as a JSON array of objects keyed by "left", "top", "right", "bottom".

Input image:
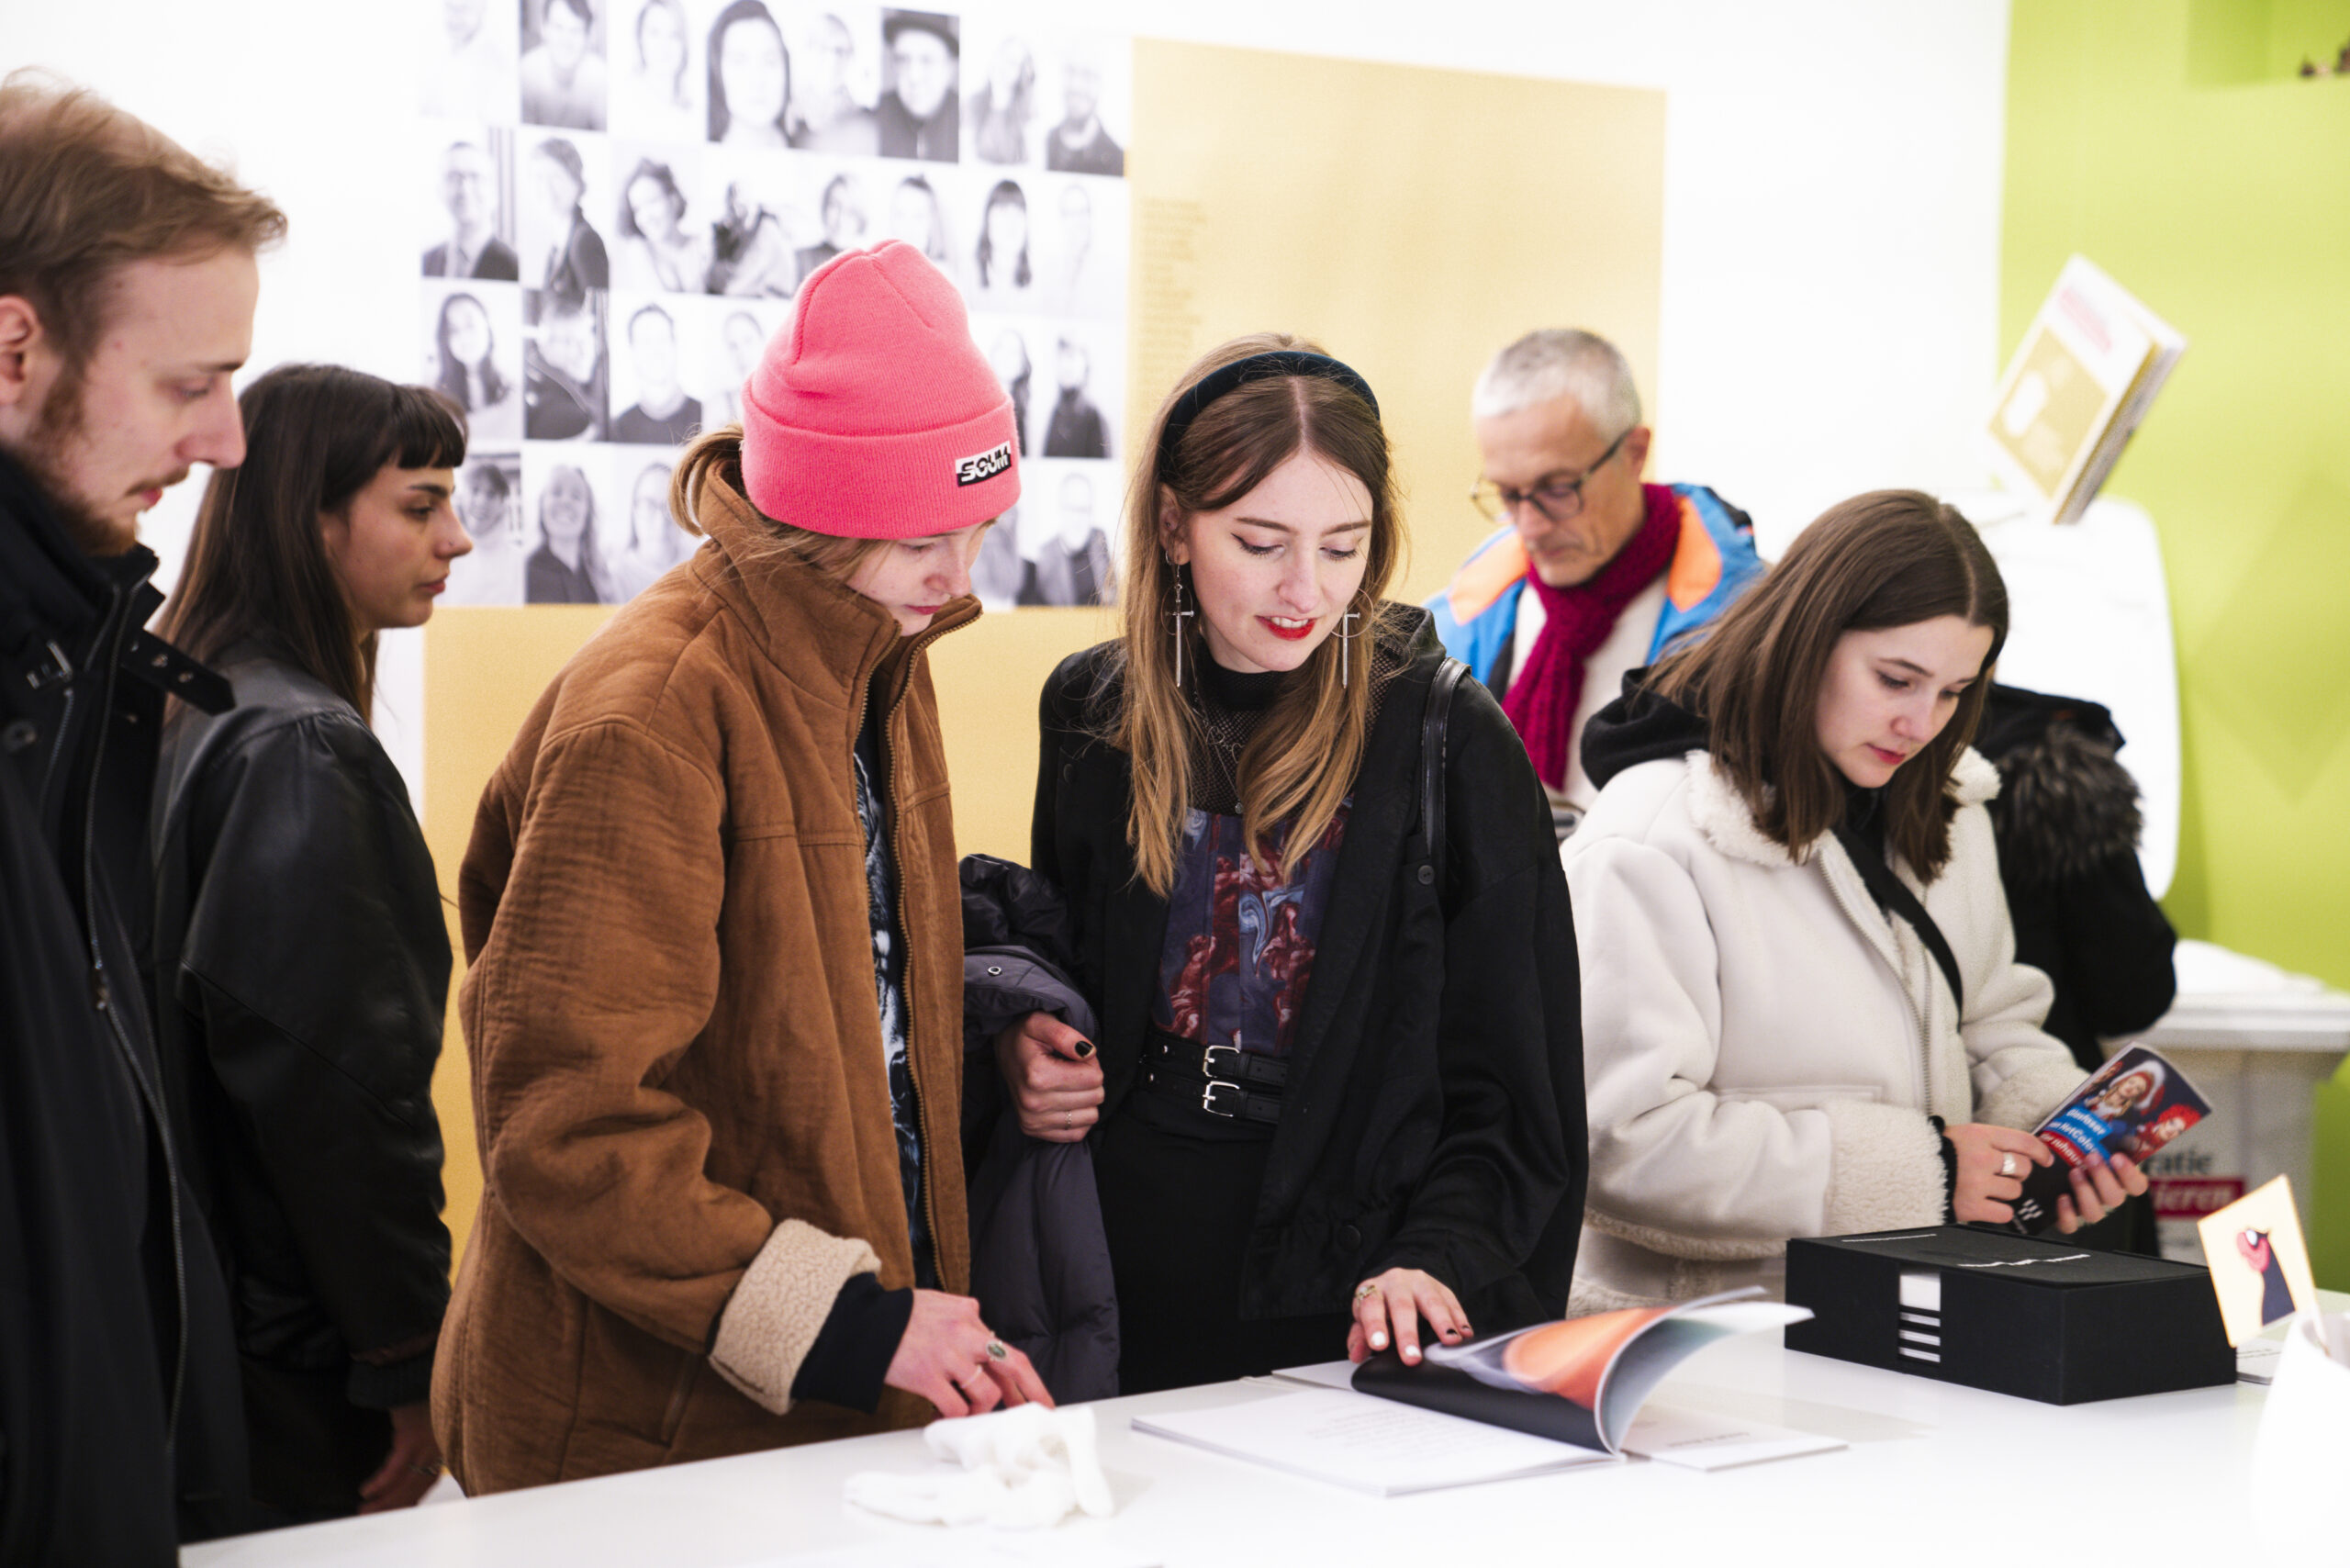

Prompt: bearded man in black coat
[{"left": 0, "top": 72, "right": 284, "bottom": 1560}]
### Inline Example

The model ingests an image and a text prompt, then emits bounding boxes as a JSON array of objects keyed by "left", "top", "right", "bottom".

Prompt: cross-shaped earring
[{"left": 1169, "top": 561, "right": 1195, "bottom": 685}]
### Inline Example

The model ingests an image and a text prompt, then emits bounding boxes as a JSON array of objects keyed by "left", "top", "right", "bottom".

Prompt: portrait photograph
[
  {"left": 967, "top": 174, "right": 1040, "bottom": 314},
  {"left": 1036, "top": 34, "right": 1128, "bottom": 179},
  {"left": 1011, "top": 456, "right": 1119, "bottom": 608},
  {"left": 784, "top": 1, "right": 883, "bottom": 156},
  {"left": 422, "top": 279, "right": 527, "bottom": 447},
  {"left": 520, "top": 445, "right": 625, "bottom": 602},
  {"left": 421, "top": 0, "right": 520, "bottom": 123},
  {"left": 702, "top": 140, "right": 811, "bottom": 297},
  {"left": 959, "top": 15, "right": 1038, "bottom": 168},
  {"left": 610, "top": 141, "right": 714, "bottom": 293},
  {"left": 1036, "top": 318, "right": 1121, "bottom": 462},
  {"left": 607, "top": 444, "right": 701, "bottom": 599},
  {"left": 608, "top": 0, "right": 703, "bottom": 143},
  {"left": 420, "top": 125, "right": 520, "bottom": 282},
  {"left": 518, "top": 128, "right": 617, "bottom": 301},
  {"left": 605, "top": 293, "right": 709, "bottom": 446},
  {"left": 442, "top": 450, "right": 528, "bottom": 605},
  {"left": 700, "top": 295, "right": 787, "bottom": 426},
  {"left": 520, "top": 0, "right": 611, "bottom": 131},
  {"left": 877, "top": 9, "right": 959, "bottom": 164},
  {"left": 1036, "top": 173, "right": 1125, "bottom": 319},
  {"left": 522, "top": 286, "right": 610, "bottom": 441}
]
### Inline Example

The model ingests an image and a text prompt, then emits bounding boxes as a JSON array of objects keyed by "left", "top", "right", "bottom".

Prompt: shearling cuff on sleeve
[
  {"left": 710, "top": 1219, "right": 883, "bottom": 1415},
  {"left": 1976, "top": 1057, "right": 2089, "bottom": 1132},
  {"left": 1822, "top": 1101, "right": 1949, "bottom": 1235}
]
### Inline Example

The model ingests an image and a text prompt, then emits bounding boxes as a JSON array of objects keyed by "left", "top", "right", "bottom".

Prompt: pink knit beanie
[{"left": 739, "top": 240, "right": 1020, "bottom": 539}]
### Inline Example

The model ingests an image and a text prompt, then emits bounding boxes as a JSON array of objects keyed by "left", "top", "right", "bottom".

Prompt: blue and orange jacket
[{"left": 1425, "top": 483, "right": 1765, "bottom": 689}]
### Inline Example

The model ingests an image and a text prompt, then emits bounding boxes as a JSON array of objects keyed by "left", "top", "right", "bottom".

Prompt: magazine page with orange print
[{"left": 1349, "top": 1289, "right": 1812, "bottom": 1453}]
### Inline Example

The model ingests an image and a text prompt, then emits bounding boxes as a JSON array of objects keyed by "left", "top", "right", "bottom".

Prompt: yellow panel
[
  {"left": 421, "top": 601, "right": 1115, "bottom": 1258},
  {"left": 1128, "top": 40, "right": 1666, "bottom": 606}
]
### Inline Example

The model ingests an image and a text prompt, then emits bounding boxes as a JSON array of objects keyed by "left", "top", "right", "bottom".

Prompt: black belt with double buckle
[{"left": 1141, "top": 1029, "right": 1287, "bottom": 1126}]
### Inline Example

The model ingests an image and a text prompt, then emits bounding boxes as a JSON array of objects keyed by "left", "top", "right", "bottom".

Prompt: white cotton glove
[{"left": 844, "top": 1404, "right": 1113, "bottom": 1529}]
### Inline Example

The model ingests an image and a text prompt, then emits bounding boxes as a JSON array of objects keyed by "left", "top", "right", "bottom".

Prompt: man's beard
[{"left": 13, "top": 371, "right": 131, "bottom": 558}]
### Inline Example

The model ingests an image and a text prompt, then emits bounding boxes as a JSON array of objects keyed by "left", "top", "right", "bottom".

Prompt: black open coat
[
  {"left": 0, "top": 449, "right": 248, "bottom": 1560},
  {"left": 1031, "top": 610, "right": 1586, "bottom": 1329}
]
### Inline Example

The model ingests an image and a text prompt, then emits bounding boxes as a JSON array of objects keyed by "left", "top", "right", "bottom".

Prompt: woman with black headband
[{"left": 996, "top": 334, "right": 1587, "bottom": 1392}]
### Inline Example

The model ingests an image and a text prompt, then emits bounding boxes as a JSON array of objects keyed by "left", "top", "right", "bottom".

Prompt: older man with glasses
[{"left": 1428, "top": 329, "right": 1764, "bottom": 836}]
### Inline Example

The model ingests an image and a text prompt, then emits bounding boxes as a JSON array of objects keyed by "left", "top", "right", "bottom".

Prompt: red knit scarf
[{"left": 1502, "top": 484, "right": 1682, "bottom": 790}]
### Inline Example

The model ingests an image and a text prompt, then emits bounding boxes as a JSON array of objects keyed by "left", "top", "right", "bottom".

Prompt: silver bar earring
[{"left": 1339, "top": 606, "right": 1362, "bottom": 687}]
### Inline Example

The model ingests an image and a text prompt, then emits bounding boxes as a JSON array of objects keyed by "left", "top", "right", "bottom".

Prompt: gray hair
[{"left": 1472, "top": 328, "right": 1641, "bottom": 431}]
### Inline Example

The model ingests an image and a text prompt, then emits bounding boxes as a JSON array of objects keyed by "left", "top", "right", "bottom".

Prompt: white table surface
[{"left": 181, "top": 1308, "right": 2336, "bottom": 1568}]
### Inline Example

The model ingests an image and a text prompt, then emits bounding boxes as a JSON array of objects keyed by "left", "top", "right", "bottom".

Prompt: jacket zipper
[
  {"left": 1816, "top": 839, "right": 1936, "bottom": 1118},
  {"left": 861, "top": 617, "right": 961, "bottom": 1291},
  {"left": 76, "top": 586, "right": 196, "bottom": 1455}
]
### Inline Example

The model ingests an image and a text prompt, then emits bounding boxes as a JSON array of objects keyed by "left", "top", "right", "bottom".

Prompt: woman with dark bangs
[
  {"left": 1563, "top": 491, "right": 2144, "bottom": 1311},
  {"left": 151, "top": 365, "right": 474, "bottom": 1522},
  {"left": 998, "top": 334, "right": 1585, "bottom": 1394}
]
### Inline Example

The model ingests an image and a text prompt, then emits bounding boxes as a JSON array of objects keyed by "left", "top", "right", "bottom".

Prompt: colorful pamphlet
[
  {"left": 2010, "top": 1045, "right": 2210, "bottom": 1235},
  {"left": 1350, "top": 1289, "right": 1811, "bottom": 1455},
  {"left": 2198, "top": 1176, "right": 2323, "bottom": 1349}
]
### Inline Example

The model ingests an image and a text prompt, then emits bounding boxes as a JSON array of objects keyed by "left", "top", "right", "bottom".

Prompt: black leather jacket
[
  {"left": 0, "top": 448, "right": 249, "bottom": 1558},
  {"left": 148, "top": 652, "right": 452, "bottom": 1507}
]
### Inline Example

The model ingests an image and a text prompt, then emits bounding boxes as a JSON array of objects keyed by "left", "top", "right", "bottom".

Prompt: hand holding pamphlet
[{"left": 2009, "top": 1045, "right": 2210, "bottom": 1235}]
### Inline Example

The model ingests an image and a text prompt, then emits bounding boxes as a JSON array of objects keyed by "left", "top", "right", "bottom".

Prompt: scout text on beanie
[{"left": 739, "top": 239, "right": 1021, "bottom": 540}]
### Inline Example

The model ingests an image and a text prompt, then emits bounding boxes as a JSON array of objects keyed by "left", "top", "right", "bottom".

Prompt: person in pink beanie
[{"left": 434, "top": 239, "right": 1048, "bottom": 1496}]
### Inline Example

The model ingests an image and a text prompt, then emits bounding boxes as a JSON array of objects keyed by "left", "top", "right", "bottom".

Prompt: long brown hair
[
  {"left": 1117, "top": 333, "right": 1407, "bottom": 896},
  {"left": 1649, "top": 489, "right": 2007, "bottom": 879},
  {"left": 159, "top": 364, "right": 466, "bottom": 722},
  {"left": 669, "top": 421, "right": 892, "bottom": 580}
]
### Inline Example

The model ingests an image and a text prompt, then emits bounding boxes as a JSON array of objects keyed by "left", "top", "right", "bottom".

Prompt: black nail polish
[{"left": 1073, "top": 1039, "right": 1094, "bottom": 1058}]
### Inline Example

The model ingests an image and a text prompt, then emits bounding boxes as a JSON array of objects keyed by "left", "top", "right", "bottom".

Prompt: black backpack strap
[
  {"left": 1421, "top": 657, "right": 1469, "bottom": 898},
  {"left": 1831, "top": 823, "right": 1964, "bottom": 1014}
]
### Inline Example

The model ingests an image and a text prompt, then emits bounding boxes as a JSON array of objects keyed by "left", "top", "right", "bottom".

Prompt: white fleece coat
[{"left": 1561, "top": 748, "right": 2085, "bottom": 1309}]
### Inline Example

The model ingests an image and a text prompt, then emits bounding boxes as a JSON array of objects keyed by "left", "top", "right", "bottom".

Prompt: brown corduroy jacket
[{"left": 432, "top": 471, "right": 976, "bottom": 1494}]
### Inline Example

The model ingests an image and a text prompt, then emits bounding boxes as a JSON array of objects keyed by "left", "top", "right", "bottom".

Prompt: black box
[{"left": 1784, "top": 1226, "right": 2234, "bottom": 1405}]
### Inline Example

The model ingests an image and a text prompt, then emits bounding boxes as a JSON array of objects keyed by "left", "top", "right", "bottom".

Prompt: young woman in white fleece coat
[{"left": 1561, "top": 491, "right": 2148, "bottom": 1310}]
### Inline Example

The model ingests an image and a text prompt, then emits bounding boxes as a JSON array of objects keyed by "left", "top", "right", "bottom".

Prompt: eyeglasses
[{"left": 1470, "top": 426, "right": 1632, "bottom": 525}]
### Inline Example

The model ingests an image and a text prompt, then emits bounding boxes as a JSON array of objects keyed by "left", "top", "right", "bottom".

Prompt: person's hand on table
[
  {"left": 993, "top": 1010, "right": 1101, "bottom": 1143},
  {"left": 1344, "top": 1268, "right": 1472, "bottom": 1366},
  {"left": 357, "top": 1400, "right": 442, "bottom": 1513},
  {"left": 2053, "top": 1151, "right": 2146, "bottom": 1232},
  {"left": 1945, "top": 1122, "right": 2053, "bottom": 1226},
  {"left": 887, "top": 1288, "right": 1054, "bottom": 1418}
]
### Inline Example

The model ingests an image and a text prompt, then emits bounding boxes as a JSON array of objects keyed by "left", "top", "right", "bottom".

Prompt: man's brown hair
[{"left": 0, "top": 70, "right": 287, "bottom": 373}]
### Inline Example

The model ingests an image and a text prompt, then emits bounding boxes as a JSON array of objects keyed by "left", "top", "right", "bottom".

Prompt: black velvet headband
[{"left": 1154, "top": 351, "right": 1382, "bottom": 475}]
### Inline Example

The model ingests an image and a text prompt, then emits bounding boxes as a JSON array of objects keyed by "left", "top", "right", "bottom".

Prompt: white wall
[{"left": 0, "top": 0, "right": 2010, "bottom": 812}]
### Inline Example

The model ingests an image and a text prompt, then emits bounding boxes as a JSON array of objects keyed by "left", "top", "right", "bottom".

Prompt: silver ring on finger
[{"left": 1998, "top": 1152, "right": 2019, "bottom": 1179}]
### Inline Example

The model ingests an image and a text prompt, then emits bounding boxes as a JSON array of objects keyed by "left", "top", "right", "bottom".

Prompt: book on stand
[{"left": 1986, "top": 254, "right": 2185, "bottom": 525}]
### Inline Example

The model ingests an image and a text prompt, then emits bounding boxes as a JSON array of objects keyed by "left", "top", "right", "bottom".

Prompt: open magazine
[
  {"left": 1350, "top": 1289, "right": 1810, "bottom": 1455},
  {"left": 2010, "top": 1045, "right": 2210, "bottom": 1235}
]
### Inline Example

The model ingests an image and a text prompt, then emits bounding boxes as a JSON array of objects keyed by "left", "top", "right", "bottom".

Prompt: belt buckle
[
  {"left": 1203, "top": 1043, "right": 1240, "bottom": 1079},
  {"left": 1201, "top": 1080, "right": 1243, "bottom": 1118}
]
